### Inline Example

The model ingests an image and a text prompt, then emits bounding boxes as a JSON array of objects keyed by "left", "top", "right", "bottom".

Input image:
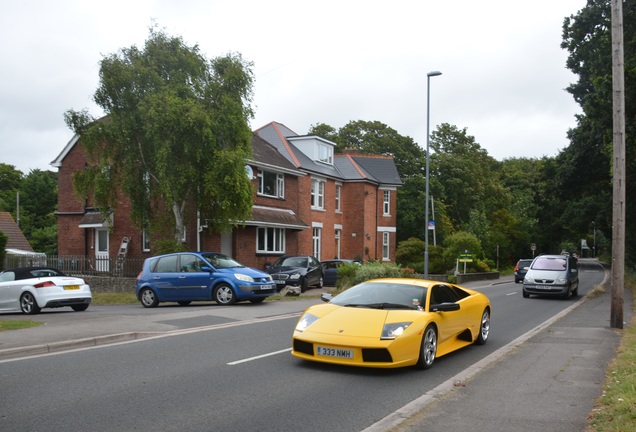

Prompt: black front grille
[
  {"left": 362, "top": 348, "right": 392, "bottom": 363},
  {"left": 252, "top": 288, "right": 276, "bottom": 295},
  {"left": 293, "top": 339, "right": 314, "bottom": 356}
]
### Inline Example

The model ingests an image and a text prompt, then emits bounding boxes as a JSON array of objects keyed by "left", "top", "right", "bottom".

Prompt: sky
[{"left": 0, "top": 0, "right": 587, "bottom": 175}]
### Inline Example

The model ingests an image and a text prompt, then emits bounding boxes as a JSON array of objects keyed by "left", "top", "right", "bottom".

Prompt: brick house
[{"left": 51, "top": 121, "right": 402, "bottom": 272}]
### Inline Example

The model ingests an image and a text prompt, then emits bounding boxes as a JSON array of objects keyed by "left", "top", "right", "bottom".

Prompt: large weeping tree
[{"left": 65, "top": 27, "right": 255, "bottom": 249}]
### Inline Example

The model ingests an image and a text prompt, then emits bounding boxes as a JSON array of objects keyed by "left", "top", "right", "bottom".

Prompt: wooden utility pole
[{"left": 610, "top": 0, "right": 625, "bottom": 329}]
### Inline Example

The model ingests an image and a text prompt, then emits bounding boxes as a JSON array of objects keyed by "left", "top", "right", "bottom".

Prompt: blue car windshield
[{"left": 200, "top": 253, "right": 244, "bottom": 269}]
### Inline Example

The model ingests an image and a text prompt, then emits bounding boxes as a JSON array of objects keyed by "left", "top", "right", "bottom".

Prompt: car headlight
[
  {"left": 524, "top": 277, "right": 534, "bottom": 283},
  {"left": 295, "top": 313, "right": 319, "bottom": 332},
  {"left": 381, "top": 322, "right": 412, "bottom": 340},
  {"left": 234, "top": 273, "right": 255, "bottom": 283},
  {"left": 556, "top": 277, "right": 568, "bottom": 284},
  {"left": 289, "top": 273, "right": 301, "bottom": 280}
]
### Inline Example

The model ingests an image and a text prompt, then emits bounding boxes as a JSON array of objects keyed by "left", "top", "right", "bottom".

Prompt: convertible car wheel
[
  {"left": 475, "top": 308, "right": 490, "bottom": 345},
  {"left": 140, "top": 288, "right": 159, "bottom": 308},
  {"left": 214, "top": 283, "right": 236, "bottom": 305},
  {"left": 71, "top": 304, "right": 89, "bottom": 312},
  {"left": 417, "top": 325, "right": 437, "bottom": 370},
  {"left": 20, "top": 292, "right": 41, "bottom": 315}
]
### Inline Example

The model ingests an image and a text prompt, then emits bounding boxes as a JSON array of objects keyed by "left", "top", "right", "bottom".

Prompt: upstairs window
[
  {"left": 335, "top": 184, "right": 342, "bottom": 212},
  {"left": 317, "top": 143, "right": 333, "bottom": 164},
  {"left": 311, "top": 178, "right": 325, "bottom": 210},
  {"left": 383, "top": 190, "right": 391, "bottom": 215},
  {"left": 258, "top": 170, "right": 284, "bottom": 198}
]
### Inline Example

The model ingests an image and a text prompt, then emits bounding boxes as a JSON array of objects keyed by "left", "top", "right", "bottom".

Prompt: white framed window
[
  {"left": 142, "top": 230, "right": 151, "bottom": 252},
  {"left": 257, "top": 227, "right": 285, "bottom": 253},
  {"left": 382, "top": 232, "right": 390, "bottom": 261},
  {"left": 257, "top": 170, "right": 284, "bottom": 198},
  {"left": 335, "top": 184, "right": 342, "bottom": 212},
  {"left": 383, "top": 190, "right": 391, "bottom": 215},
  {"left": 335, "top": 228, "right": 341, "bottom": 259},
  {"left": 313, "top": 227, "right": 322, "bottom": 260},
  {"left": 317, "top": 143, "right": 333, "bottom": 164},
  {"left": 311, "top": 178, "right": 325, "bottom": 210}
]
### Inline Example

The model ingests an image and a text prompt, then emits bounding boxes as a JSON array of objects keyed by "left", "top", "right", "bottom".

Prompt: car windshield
[
  {"left": 532, "top": 257, "right": 566, "bottom": 271},
  {"left": 200, "top": 253, "right": 244, "bottom": 269},
  {"left": 330, "top": 282, "right": 426, "bottom": 310},
  {"left": 275, "top": 257, "right": 308, "bottom": 268}
]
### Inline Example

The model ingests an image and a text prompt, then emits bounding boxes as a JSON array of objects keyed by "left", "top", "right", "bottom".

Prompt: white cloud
[{"left": 0, "top": 0, "right": 586, "bottom": 173}]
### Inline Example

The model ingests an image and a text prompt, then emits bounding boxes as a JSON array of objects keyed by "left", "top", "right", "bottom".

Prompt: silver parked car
[{"left": 522, "top": 254, "right": 579, "bottom": 299}]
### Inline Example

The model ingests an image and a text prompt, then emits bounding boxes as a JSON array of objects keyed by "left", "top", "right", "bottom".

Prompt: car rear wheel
[
  {"left": 140, "top": 287, "right": 159, "bottom": 308},
  {"left": 71, "top": 304, "right": 89, "bottom": 312},
  {"left": 417, "top": 325, "right": 437, "bottom": 370},
  {"left": 475, "top": 308, "right": 490, "bottom": 345},
  {"left": 20, "top": 292, "right": 41, "bottom": 315},
  {"left": 214, "top": 284, "right": 236, "bottom": 305}
]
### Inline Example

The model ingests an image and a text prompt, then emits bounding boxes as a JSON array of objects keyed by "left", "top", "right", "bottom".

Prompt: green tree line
[{"left": 3, "top": 1, "right": 632, "bottom": 272}]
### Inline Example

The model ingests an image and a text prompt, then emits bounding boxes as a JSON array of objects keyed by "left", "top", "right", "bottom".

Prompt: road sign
[{"left": 459, "top": 252, "right": 473, "bottom": 263}]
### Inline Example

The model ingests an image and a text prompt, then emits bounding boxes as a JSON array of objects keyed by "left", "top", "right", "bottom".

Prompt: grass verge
[
  {"left": 0, "top": 320, "right": 43, "bottom": 331},
  {"left": 586, "top": 273, "right": 636, "bottom": 431}
]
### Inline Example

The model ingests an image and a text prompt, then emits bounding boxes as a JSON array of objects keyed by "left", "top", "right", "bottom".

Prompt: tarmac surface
[{"left": 1, "top": 275, "right": 633, "bottom": 432}]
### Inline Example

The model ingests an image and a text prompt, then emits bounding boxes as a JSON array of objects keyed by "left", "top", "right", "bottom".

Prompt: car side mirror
[
  {"left": 430, "top": 302, "right": 460, "bottom": 312},
  {"left": 320, "top": 293, "right": 333, "bottom": 303}
]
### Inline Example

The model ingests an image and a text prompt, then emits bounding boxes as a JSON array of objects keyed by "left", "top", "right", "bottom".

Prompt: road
[{"left": 0, "top": 260, "right": 605, "bottom": 432}]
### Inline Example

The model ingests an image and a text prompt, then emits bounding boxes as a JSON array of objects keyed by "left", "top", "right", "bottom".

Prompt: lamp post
[{"left": 425, "top": 70, "right": 442, "bottom": 279}]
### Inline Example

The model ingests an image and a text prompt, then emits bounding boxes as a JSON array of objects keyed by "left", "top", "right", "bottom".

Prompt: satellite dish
[{"left": 245, "top": 165, "right": 254, "bottom": 180}]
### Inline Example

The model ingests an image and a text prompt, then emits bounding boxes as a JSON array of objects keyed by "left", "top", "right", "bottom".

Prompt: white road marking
[{"left": 227, "top": 348, "right": 292, "bottom": 365}]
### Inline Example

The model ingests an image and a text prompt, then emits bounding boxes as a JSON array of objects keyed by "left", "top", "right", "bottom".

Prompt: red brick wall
[{"left": 56, "top": 143, "right": 398, "bottom": 266}]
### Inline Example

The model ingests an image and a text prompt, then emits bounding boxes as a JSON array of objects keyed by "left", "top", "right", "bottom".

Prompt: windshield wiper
[{"left": 345, "top": 303, "right": 416, "bottom": 310}]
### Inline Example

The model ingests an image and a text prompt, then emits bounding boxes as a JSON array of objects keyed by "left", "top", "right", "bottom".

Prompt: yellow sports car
[{"left": 292, "top": 278, "right": 491, "bottom": 369}]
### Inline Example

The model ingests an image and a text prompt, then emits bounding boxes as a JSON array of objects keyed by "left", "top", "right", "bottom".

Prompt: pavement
[{"left": 1, "top": 275, "right": 633, "bottom": 432}]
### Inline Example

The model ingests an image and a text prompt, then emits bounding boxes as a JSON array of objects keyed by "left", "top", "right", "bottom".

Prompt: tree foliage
[
  {"left": 560, "top": 0, "right": 636, "bottom": 263},
  {"left": 65, "top": 26, "right": 255, "bottom": 245}
]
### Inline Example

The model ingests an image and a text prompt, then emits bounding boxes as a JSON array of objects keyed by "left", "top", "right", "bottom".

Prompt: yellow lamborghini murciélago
[{"left": 292, "top": 278, "right": 491, "bottom": 369}]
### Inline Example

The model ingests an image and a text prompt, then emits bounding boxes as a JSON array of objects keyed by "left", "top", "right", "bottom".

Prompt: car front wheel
[
  {"left": 475, "top": 308, "right": 490, "bottom": 345},
  {"left": 140, "top": 287, "right": 159, "bottom": 308},
  {"left": 214, "top": 284, "right": 236, "bottom": 305},
  {"left": 20, "top": 292, "right": 41, "bottom": 315},
  {"left": 417, "top": 325, "right": 437, "bottom": 370},
  {"left": 300, "top": 278, "right": 309, "bottom": 293}
]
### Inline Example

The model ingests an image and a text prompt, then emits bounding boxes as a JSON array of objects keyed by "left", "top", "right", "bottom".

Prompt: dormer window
[{"left": 318, "top": 143, "right": 333, "bottom": 164}]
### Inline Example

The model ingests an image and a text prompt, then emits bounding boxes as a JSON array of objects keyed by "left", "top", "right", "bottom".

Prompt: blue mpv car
[{"left": 136, "top": 252, "right": 276, "bottom": 307}]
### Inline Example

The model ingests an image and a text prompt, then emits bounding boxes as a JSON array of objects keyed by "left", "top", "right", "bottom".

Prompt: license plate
[
  {"left": 261, "top": 284, "right": 275, "bottom": 290},
  {"left": 275, "top": 280, "right": 286, "bottom": 285},
  {"left": 64, "top": 285, "right": 80, "bottom": 290},
  {"left": 317, "top": 346, "right": 354, "bottom": 359}
]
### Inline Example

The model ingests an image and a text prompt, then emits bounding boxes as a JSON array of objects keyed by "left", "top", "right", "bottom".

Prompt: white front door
[{"left": 95, "top": 228, "right": 110, "bottom": 271}]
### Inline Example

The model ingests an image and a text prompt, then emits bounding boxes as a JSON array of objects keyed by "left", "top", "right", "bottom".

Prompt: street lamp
[{"left": 425, "top": 70, "right": 442, "bottom": 279}]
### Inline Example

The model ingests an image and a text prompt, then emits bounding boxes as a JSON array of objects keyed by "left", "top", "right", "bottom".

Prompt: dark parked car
[
  {"left": 267, "top": 255, "right": 324, "bottom": 292},
  {"left": 514, "top": 259, "right": 533, "bottom": 283},
  {"left": 522, "top": 254, "right": 579, "bottom": 299},
  {"left": 321, "top": 259, "right": 361, "bottom": 286},
  {"left": 135, "top": 252, "right": 276, "bottom": 307}
]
